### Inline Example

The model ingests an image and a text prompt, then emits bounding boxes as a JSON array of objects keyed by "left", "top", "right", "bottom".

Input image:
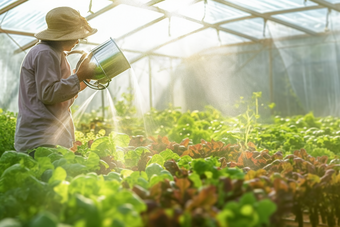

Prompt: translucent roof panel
[
  {"left": 0, "top": 13, "right": 5, "bottom": 23},
  {"left": 117, "top": 16, "right": 203, "bottom": 52},
  {"left": 7, "top": 34, "right": 36, "bottom": 47},
  {"left": 266, "top": 21, "right": 305, "bottom": 38},
  {"left": 221, "top": 18, "right": 269, "bottom": 39},
  {"left": 272, "top": 9, "right": 328, "bottom": 33},
  {"left": 224, "top": 0, "right": 317, "bottom": 13},
  {"left": 176, "top": 1, "right": 250, "bottom": 24},
  {"left": 155, "top": 0, "right": 198, "bottom": 13},
  {"left": 154, "top": 28, "right": 249, "bottom": 58},
  {"left": 0, "top": 0, "right": 16, "bottom": 10},
  {"left": 1, "top": 0, "right": 111, "bottom": 32},
  {"left": 324, "top": 0, "right": 340, "bottom": 3},
  {"left": 156, "top": 0, "right": 250, "bottom": 24},
  {"left": 87, "top": 4, "right": 164, "bottom": 44},
  {"left": 134, "top": 0, "right": 153, "bottom": 4}
]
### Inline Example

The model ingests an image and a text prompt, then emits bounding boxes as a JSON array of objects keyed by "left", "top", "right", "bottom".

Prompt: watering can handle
[
  {"left": 66, "top": 50, "right": 88, "bottom": 72},
  {"left": 66, "top": 50, "right": 108, "bottom": 90}
]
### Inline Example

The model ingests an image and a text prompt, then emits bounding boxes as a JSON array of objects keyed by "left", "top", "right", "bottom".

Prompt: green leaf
[
  {"left": 53, "top": 181, "right": 69, "bottom": 203},
  {"left": 240, "top": 205, "right": 254, "bottom": 216},
  {"left": 69, "top": 174, "right": 100, "bottom": 197},
  {"left": 104, "top": 172, "right": 122, "bottom": 182},
  {"left": 90, "top": 137, "right": 113, "bottom": 157},
  {"left": 60, "top": 163, "right": 88, "bottom": 177},
  {"left": 240, "top": 192, "right": 257, "bottom": 206},
  {"left": 111, "top": 132, "right": 130, "bottom": 147},
  {"left": 124, "top": 171, "right": 148, "bottom": 189},
  {"left": 189, "top": 173, "right": 202, "bottom": 188},
  {"left": 159, "top": 149, "right": 180, "bottom": 161},
  {"left": 177, "top": 155, "right": 192, "bottom": 169},
  {"left": 52, "top": 158, "right": 68, "bottom": 168},
  {"left": 0, "top": 164, "right": 31, "bottom": 191},
  {"left": 47, "top": 153, "right": 63, "bottom": 163},
  {"left": 29, "top": 212, "right": 58, "bottom": 227},
  {"left": 121, "top": 169, "right": 134, "bottom": 178},
  {"left": 0, "top": 151, "right": 37, "bottom": 176},
  {"left": 191, "top": 158, "right": 219, "bottom": 178},
  {"left": 74, "top": 194, "right": 101, "bottom": 227},
  {"left": 149, "top": 175, "right": 168, "bottom": 187},
  {"left": 34, "top": 147, "right": 54, "bottom": 159},
  {"left": 257, "top": 199, "right": 277, "bottom": 225},
  {"left": 124, "top": 147, "right": 149, "bottom": 168},
  {"left": 48, "top": 167, "right": 67, "bottom": 185},
  {"left": 85, "top": 152, "right": 100, "bottom": 171},
  {"left": 145, "top": 163, "right": 164, "bottom": 180},
  {"left": 216, "top": 209, "right": 234, "bottom": 227},
  {"left": 146, "top": 154, "right": 165, "bottom": 167},
  {"left": 36, "top": 157, "right": 54, "bottom": 177},
  {"left": 221, "top": 167, "right": 245, "bottom": 180}
]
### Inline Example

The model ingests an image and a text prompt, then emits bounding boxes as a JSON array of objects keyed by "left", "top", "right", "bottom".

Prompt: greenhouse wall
[{"left": 2, "top": 30, "right": 340, "bottom": 117}]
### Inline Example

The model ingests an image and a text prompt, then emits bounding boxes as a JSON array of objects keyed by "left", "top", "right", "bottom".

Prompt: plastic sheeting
[{"left": 3, "top": 5, "right": 340, "bottom": 118}]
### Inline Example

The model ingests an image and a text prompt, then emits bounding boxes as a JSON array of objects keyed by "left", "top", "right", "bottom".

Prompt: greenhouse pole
[
  {"left": 269, "top": 41, "right": 274, "bottom": 115},
  {"left": 148, "top": 56, "right": 153, "bottom": 109},
  {"left": 170, "top": 58, "right": 174, "bottom": 106}
]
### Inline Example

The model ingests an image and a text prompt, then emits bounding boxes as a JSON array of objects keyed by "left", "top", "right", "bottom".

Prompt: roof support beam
[
  {"left": 87, "top": 0, "right": 164, "bottom": 21},
  {"left": 7, "top": 0, "right": 337, "bottom": 56},
  {"left": 120, "top": 1, "right": 259, "bottom": 40},
  {"left": 130, "top": 27, "right": 206, "bottom": 64},
  {"left": 0, "top": 28, "right": 34, "bottom": 36},
  {"left": 116, "top": 16, "right": 167, "bottom": 41},
  {"left": 0, "top": 0, "right": 27, "bottom": 15},
  {"left": 9, "top": 0, "right": 166, "bottom": 53},
  {"left": 202, "top": 3, "right": 340, "bottom": 25},
  {"left": 10, "top": 0, "right": 127, "bottom": 53},
  {"left": 309, "top": 0, "right": 340, "bottom": 12},
  {"left": 129, "top": 21, "right": 260, "bottom": 64},
  {"left": 213, "top": 0, "right": 318, "bottom": 36},
  {"left": 85, "top": 1, "right": 121, "bottom": 21},
  {"left": 265, "top": 5, "right": 324, "bottom": 15}
]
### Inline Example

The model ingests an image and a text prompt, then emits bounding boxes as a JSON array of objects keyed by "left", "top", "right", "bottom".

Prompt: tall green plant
[
  {"left": 0, "top": 109, "right": 16, "bottom": 155},
  {"left": 235, "top": 92, "right": 262, "bottom": 146}
]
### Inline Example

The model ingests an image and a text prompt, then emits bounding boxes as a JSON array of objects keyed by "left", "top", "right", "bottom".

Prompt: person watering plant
[{"left": 14, "top": 7, "right": 97, "bottom": 157}]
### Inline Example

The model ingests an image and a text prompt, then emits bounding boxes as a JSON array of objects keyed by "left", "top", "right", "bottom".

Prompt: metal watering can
[{"left": 68, "top": 38, "right": 131, "bottom": 90}]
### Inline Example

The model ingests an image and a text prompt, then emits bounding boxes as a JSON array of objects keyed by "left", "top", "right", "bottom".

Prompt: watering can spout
[{"left": 68, "top": 38, "right": 130, "bottom": 90}]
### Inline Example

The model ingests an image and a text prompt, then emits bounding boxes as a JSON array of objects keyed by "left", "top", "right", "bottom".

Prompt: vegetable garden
[{"left": 1, "top": 94, "right": 340, "bottom": 227}]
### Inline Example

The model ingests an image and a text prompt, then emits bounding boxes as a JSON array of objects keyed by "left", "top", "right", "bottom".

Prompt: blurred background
[{"left": 1, "top": 0, "right": 340, "bottom": 117}]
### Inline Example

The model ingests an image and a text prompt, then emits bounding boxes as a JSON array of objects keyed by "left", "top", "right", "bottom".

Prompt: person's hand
[
  {"left": 79, "top": 79, "right": 89, "bottom": 91},
  {"left": 73, "top": 64, "right": 89, "bottom": 92},
  {"left": 76, "top": 54, "right": 96, "bottom": 81}
]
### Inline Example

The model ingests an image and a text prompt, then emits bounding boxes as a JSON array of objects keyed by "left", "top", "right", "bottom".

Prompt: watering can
[{"left": 68, "top": 38, "right": 131, "bottom": 90}]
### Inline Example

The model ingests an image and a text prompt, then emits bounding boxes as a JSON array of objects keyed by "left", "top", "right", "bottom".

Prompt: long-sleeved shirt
[{"left": 15, "top": 41, "right": 80, "bottom": 152}]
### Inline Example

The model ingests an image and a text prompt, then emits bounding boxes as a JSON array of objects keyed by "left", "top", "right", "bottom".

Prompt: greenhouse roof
[{"left": 1, "top": 0, "right": 340, "bottom": 62}]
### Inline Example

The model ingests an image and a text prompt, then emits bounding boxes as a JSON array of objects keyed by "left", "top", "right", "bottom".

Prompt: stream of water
[
  {"left": 72, "top": 68, "right": 153, "bottom": 136},
  {"left": 105, "top": 88, "right": 121, "bottom": 132},
  {"left": 73, "top": 90, "right": 99, "bottom": 125}
]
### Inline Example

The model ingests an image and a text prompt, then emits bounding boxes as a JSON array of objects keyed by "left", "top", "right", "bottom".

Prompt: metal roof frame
[
  {"left": 0, "top": 0, "right": 27, "bottom": 15},
  {"left": 213, "top": 0, "right": 318, "bottom": 36},
  {"left": 1, "top": 0, "right": 340, "bottom": 60},
  {"left": 309, "top": 0, "right": 340, "bottom": 12}
]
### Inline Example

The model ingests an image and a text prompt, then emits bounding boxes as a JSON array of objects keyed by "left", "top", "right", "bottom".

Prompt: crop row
[{"left": 1, "top": 129, "right": 340, "bottom": 227}]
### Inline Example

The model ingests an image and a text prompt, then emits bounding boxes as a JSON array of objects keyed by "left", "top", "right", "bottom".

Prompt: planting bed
[{"left": 1, "top": 104, "right": 340, "bottom": 227}]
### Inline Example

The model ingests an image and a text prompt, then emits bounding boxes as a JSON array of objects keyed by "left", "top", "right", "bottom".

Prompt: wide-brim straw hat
[{"left": 35, "top": 7, "right": 97, "bottom": 41}]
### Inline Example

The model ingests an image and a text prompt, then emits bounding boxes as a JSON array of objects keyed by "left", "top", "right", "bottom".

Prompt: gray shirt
[{"left": 15, "top": 41, "right": 80, "bottom": 152}]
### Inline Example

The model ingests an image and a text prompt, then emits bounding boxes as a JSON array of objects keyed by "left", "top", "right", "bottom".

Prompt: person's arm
[{"left": 35, "top": 50, "right": 80, "bottom": 105}]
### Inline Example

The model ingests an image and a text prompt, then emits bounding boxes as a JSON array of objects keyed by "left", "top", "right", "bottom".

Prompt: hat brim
[{"left": 34, "top": 28, "right": 97, "bottom": 41}]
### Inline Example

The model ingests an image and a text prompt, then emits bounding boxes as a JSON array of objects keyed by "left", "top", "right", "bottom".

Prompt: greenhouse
[{"left": 1, "top": 0, "right": 340, "bottom": 226}]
